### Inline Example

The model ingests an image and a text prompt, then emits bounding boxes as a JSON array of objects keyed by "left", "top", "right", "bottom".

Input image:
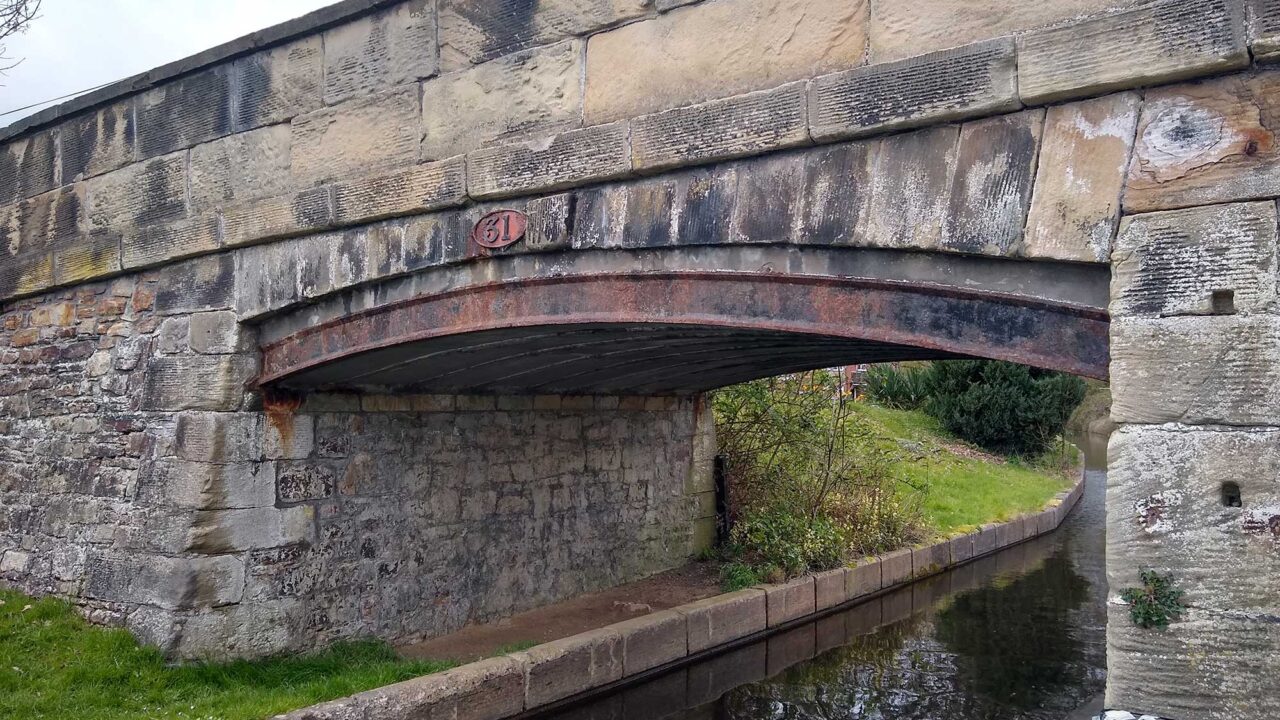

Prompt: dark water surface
[{"left": 536, "top": 433, "right": 1110, "bottom": 720}]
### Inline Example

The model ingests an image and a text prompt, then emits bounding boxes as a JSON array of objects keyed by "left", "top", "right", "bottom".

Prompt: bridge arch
[{"left": 258, "top": 251, "right": 1109, "bottom": 393}]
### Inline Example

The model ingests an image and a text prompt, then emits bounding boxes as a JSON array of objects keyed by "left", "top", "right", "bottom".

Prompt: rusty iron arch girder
[{"left": 257, "top": 270, "right": 1109, "bottom": 393}]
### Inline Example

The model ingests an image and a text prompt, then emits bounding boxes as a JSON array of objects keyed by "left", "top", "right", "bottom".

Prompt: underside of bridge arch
[{"left": 259, "top": 264, "right": 1110, "bottom": 394}]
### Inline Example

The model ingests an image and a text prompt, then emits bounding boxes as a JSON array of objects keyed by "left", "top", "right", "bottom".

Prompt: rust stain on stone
[{"left": 263, "top": 388, "right": 304, "bottom": 451}]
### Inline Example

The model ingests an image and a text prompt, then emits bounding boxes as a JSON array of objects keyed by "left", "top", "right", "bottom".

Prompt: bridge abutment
[
  {"left": 0, "top": 272, "right": 715, "bottom": 658},
  {"left": 1106, "top": 202, "right": 1280, "bottom": 715}
]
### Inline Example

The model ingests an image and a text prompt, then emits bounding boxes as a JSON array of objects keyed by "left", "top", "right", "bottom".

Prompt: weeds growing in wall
[{"left": 1120, "top": 569, "right": 1188, "bottom": 629}]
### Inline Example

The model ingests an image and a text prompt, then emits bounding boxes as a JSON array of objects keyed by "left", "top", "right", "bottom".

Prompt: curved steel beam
[{"left": 258, "top": 271, "right": 1110, "bottom": 390}]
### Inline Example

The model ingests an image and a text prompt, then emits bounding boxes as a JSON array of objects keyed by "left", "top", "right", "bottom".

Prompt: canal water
[{"left": 536, "top": 431, "right": 1111, "bottom": 720}]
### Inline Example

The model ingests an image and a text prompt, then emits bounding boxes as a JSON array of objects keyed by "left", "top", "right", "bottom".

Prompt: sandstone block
[
  {"left": 585, "top": 0, "right": 867, "bottom": 124},
  {"left": 764, "top": 575, "right": 816, "bottom": 627},
  {"left": 60, "top": 99, "right": 136, "bottom": 182},
  {"left": 941, "top": 108, "right": 1043, "bottom": 256},
  {"left": 323, "top": 1, "right": 438, "bottom": 105},
  {"left": 995, "top": 518, "right": 1021, "bottom": 548},
  {"left": 1018, "top": 0, "right": 1248, "bottom": 105},
  {"left": 518, "top": 627, "right": 623, "bottom": 707},
  {"left": 233, "top": 36, "right": 323, "bottom": 130},
  {"left": 612, "top": 609, "right": 686, "bottom": 674},
  {"left": 176, "top": 412, "right": 263, "bottom": 463},
  {"left": 730, "top": 153, "right": 804, "bottom": 244},
  {"left": 1037, "top": 508, "right": 1057, "bottom": 535},
  {"left": 1252, "top": 0, "right": 1280, "bottom": 60},
  {"left": 332, "top": 157, "right": 467, "bottom": 224},
  {"left": 949, "top": 533, "right": 975, "bottom": 564},
  {"left": 974, "top": 524, "right": 998, "bottom": 555},
  {"left": 421, "top": 40, "right": 583, "bottom": 161},
  {"left": 1112, "top": 202, "right": 1277, "bottom": 319},
  {"left": 0, "top": 129, "right": 58, "bottom": 204},
  {"left": 136, "top": 66, "right": 233, "bottom": 158},
  {"left": 879, "top": 548, "right": 912, "bottom": 587},
  {"left": 911, "top": 541, "right": 950, "bottom": 578},
  {"left": 121, "top": 217, "right": 220, "bottom": 270},
  {"left": 865, "top": 125, "right": 959, "bottom": 250},
  {"left": 222, "top": 187, "right": 333, "bottom": 249},
  {"left": 141, "top": 355, "right": 257, "bottom": 411},
  {"left": 85, "top": 154, "right": 187, "bottom": 234},
  {"left": 290, "top": 655, "right": 524, "bottom": 720},
  {"left": 1107, "top": 607, "right": 1280, "bottom": 718},
  {"left": 138, "top": 459, "right": 275, "bottom": 509},
  {"left": 1125, "top": 72, "right": 1280, "bottom": 213},
  {"left": 53, "top": 232, "right": 121, "bottom": 285},
  {"left": 439, "top": 0, "right": 650, "bottom": 71},
  {"left": 0, "top": 550, "right": 29, "bottom": 573},
  {"left": 153, "top": 253, "right": 235, "bottom": 314},
  {"left": 0, "top": 184, "right": 85, "bottom": 256},
  {"left": 631, "top": 82, "right": 809, "bottom": 173},
  {"left": 290, "top": 85, "right": 421, "bottom": 184},
  {"left": 846, "top": 557, "right": 882, "bottom": 598},
  {"left": 813, "top": 567, "right": 848, "bottom": 610},
  {"left": 171, "top": 599, "right": 303, "bottom": 660},
  {"left": 467, "top": 122, "right": 631, "bottom": 199},
  {"left": 0, "top": 252, "right": 52, "bottom": 299},
  {"left": 810, "top": 38, "right": 1019, "bottom": 142},
  {"left": 84, "top": 552, "right": 245, "bottom": 609},
  {"left": 1111, "top": 316, "right": 1280, "bottom": 425},
  {"left": 188, "top": 311, "right": 246, "bottom": 354},
  {"left": 795, "top": 140, "right": 877, "bottom": 246},
  {"left": 870, "top": 0, "right": 1145, "bottom": 62},
  {"left": 188, "top": 506, "right": 315, "bottom": 553},
  {"left": 678, "top": 587, "right": 766, "bottom": 653},
  {"left": 1023, "top": 92, "right": 1140, "bottom": 262},
  {"left": 189, "top": 124, "right": 293, "bottom": 213}
]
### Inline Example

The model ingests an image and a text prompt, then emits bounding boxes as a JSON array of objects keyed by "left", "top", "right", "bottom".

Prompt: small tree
[
  {"left": 923, "top": 360, "right": 1086, "bottom": 457},
  {"left": 0, "top": 0, "right": 40, "bottom": 80}
]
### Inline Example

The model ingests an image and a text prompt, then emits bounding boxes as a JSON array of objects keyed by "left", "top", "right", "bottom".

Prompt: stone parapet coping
[{"left": 276, "top": 470, "right": 1087, "bottom": 720}]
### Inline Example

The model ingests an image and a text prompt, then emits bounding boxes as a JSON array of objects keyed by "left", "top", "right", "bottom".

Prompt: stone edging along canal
[{"left": 278, "top": 472, "right": 1087, "bottom": 720}]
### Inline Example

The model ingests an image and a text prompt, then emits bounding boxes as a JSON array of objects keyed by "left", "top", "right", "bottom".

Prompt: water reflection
[{"left": 538, "top": 434, "right": 1110, "bottom": 720}]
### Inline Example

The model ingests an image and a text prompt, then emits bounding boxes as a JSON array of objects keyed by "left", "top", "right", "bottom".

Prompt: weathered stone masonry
[
  {"left": 0, "top": 269, "right": 714, "bottom": 658},
  {"left": 4, "top": 0, "right": 1280, "bottom": 715}
]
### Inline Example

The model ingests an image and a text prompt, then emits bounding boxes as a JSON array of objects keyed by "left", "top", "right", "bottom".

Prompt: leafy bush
[
  {"left": 712, "top": 371, "right": 926, "bottom": 585},
  {"left": 866, "top": 364, "right": 931, "bottom": 410},
  {"left": 922, "top": 360, "right": 1086, "bottom": 457},
  {"left": 1120, "top": 569, "right": 1187, "bottom": 629},
  {"left": 730, "top": 509, "right": 846, "bottom": 576}
]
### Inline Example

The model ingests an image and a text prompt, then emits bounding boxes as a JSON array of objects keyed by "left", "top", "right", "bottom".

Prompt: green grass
[
  {"left": 0, "top": 589, "right": 458, "bottom": 720},
  {"left": 852, "top": 403, "right": 1075, "bottom": 537}
]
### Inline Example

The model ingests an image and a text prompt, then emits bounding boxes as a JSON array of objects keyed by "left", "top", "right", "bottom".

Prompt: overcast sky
[{"left": 1, "top": 0, "right": 337, "bottom": 124}]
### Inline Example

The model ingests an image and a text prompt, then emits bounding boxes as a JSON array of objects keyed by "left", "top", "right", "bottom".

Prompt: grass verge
[
  {"left": 853, "top": 403, "right": 1076, "bottom": 536},
  {"left": 0, "top": 589, "right": 457, "bottom": 720}
]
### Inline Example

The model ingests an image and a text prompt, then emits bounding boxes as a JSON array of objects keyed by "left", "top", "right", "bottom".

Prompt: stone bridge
[{"left": 1, "top": 0, "right": 1279, "bottom": 715}]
